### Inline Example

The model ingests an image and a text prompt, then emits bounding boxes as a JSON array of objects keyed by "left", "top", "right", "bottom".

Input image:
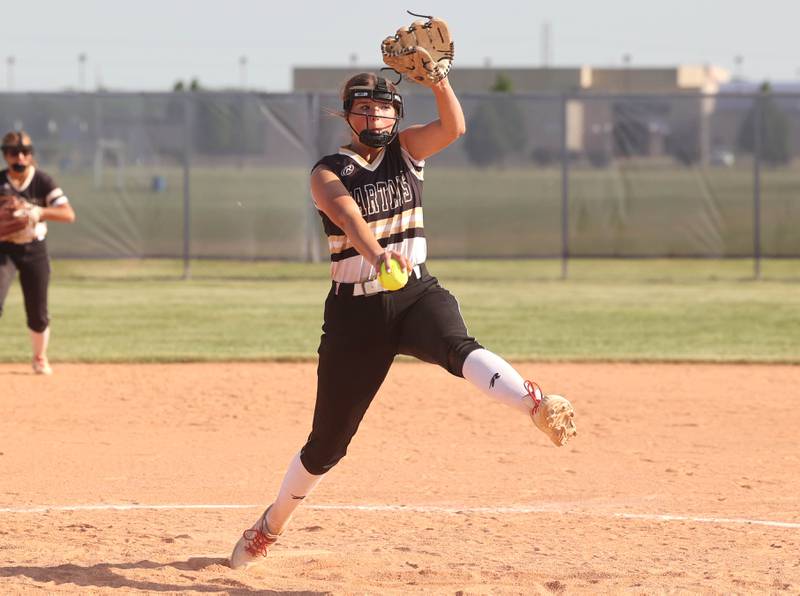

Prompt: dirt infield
[{"left": 1, "top": 362, "right": 798, "bottom": 595}]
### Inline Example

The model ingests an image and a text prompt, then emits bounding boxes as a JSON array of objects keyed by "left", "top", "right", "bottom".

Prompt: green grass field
[
  {"left": 7, "top": 161, "right": 799, "bottom": 364},
  {"left": 0, "top": 259, "right": 797, "bottom": 364}
]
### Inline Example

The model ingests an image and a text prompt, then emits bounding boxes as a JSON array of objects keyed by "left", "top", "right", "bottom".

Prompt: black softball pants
[
  {"left": 0, "top": 239, "right": 51, "bottom": 332},
  {"left": 300, "top": 264, "right": 483, "bottom": 475}
]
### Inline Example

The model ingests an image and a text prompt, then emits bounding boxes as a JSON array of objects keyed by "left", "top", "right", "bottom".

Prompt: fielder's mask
[{"left": 344, "top": 77, "right": 404, "bottom": 148}]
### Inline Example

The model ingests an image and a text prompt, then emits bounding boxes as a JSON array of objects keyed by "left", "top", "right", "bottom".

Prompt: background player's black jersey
[
  {"left": 312, "top": 136, "right": 426, "bottom": 283},
  {"left": 0, "top": 168, "right": 69, "bottom": 241}
]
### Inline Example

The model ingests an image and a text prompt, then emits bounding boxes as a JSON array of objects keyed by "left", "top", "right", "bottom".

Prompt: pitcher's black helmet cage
[{"left": 343, "top": 75, "right": 403, "bottom": 148}]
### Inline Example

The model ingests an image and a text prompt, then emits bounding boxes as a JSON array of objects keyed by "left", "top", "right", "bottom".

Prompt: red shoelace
[
  {"left": 524, "top": 380, "right": 543, "bottom": 414},
  {"left": 243, "top": 528, "right": 278, "bottom": 557}
]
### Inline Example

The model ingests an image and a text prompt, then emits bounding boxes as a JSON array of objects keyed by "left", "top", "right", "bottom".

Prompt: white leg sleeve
[
  {"left": 265, "top": 451, "right": 325, "bottom": 534},
  {"left": 462, "top": 348, "right": 533, "bottom": 415}
]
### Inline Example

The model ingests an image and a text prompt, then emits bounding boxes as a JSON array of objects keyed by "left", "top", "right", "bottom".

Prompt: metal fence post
[
  {"left": 305, "top": 92, "right": 322, "bottom": 263},
  {"left": 560, "top": 94, "right": 570, "bottom": 280},
  {"left": 92, "top": 93, "right": 102, "bottom": 189},
  {"left": 238, "top": 91, "right": 247, "bottom": 170},
  {"left": 753, "top": 93, "right": 762, "bottom": 280},
  {"left": 182, "top": 93, "right": 193, "bottom": 280}
]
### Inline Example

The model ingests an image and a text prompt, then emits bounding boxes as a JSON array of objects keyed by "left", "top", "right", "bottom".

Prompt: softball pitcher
[
  {"left": 0, "top": 131, "right": 76, "bottom": 375},
  {"left": 230, "top": 16, "right": 576, "bottom": 569}
]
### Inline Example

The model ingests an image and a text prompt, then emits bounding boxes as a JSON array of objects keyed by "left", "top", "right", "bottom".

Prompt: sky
[{"left": 3, "top": 0, "right": 797, "bottom": 93}]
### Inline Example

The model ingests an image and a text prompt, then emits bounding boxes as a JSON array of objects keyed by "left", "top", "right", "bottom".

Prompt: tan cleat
[
  {"left": 230, "top": 507, "right": 280, "bottom": 570},
  {"left": 525, "top": 380, "right": 577, "bottom": 446}
]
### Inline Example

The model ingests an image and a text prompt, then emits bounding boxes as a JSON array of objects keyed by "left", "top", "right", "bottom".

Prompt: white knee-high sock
[
  {"left": 265, "top": 452, "right": 325, "bottom": 534},
  {"left": 462, "top": 348, "right": 535, "bottom": 415},
  {"left": 30, "top": 327, "right": 50, "bottom": 360}
]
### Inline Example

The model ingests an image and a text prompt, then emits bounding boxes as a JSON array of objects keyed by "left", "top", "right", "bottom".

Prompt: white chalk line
[
  {"left": 0, "top": 502, "right": 798, "bottom": 529},
  {"left": 0, "top": 504, "right": 255, "bottom": 513},
  {"left": 615, "top": 512, "right": 800, "bottom": 529}
]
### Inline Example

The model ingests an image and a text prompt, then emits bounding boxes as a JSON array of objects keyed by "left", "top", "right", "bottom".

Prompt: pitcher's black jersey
[{"left": 312, "top": 136, "right": 426, "bottom": 283}]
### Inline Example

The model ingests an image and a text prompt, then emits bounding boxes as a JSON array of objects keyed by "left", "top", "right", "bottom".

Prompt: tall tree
[
  {"left": 463, "top": 73, "right": 525, "bottom": 167},
  {"left": 737, "top": 82, "right": 791, "bottom": 165}
]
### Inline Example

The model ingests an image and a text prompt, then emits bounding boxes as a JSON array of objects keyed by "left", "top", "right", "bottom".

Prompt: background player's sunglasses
[{"left": 2, "top": 145, "right": 33, "bottom": 156}]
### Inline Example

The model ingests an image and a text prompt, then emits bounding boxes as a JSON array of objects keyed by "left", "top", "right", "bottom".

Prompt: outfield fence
[{"left": 0, "top": 90, "right": 798, "bottom": 278}]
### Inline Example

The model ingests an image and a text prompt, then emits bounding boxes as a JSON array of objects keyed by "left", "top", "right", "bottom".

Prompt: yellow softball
[{"left": 378, "top": 258, "right": 409, "bottom": 291}]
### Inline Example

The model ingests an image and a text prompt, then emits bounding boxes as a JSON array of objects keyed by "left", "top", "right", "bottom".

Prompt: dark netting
[
  {"left": 568, "top": 93, "right": 799, "bottom": 257},
  {"left": 759, "top": 94, "right": 800, "bottom": 257},
  {"left": 185, "top": 93, "right": 315, "bottom": 260},
  {"left": 1, "top": 93, "right": 188, "bottom": 259},
  {"left": 0, "top": 91, "right": 797, "bottom": 272},
  {"left": 405, "top": 93, "right": 564, "bottom": 258}
]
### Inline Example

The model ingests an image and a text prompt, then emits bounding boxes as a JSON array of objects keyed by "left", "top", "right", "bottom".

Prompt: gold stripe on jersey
[
  {"left": 326, "top": 207, "right": 424, "bottom": 256},
  {"left": 330, "top": 236, "right": 427, "bottom": 283}
]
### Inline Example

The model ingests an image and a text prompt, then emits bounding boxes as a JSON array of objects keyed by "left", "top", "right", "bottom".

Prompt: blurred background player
[
  {"left": 0, "top": 131, "right": 76, "bottom": 375},
  {"left": 229, "top": 71, "right": 576, "bottom": 569}
]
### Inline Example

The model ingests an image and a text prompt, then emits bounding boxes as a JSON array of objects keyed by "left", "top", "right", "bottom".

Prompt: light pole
[
  {"left": 78, "top": 52, "right": 87, "bottom": 91},
  {"left": 541, "top": 21, "right": 552, "bottom": 68},
  {"left": 734, "top": 55, "right": 744, "bottom": 82},
  {"left": 622, "top": 53, "right": 632, "bottom": 92},
  {"left": 239, "top": 55, "right": 248, "bottom": 90},
  {"left": 6, "top": 55, "right": 14, "bottom": 91}
]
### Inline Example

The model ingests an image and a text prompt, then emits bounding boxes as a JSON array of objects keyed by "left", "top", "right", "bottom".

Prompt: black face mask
[
  {"left": 343, "top": 78, "right": 404, "bottom": 149},
  {"left": 11, "top": 163, "right": 26, "bottom": 173},
  {"left": 358, "top": 128, "right": 396, "bottom": 148}
]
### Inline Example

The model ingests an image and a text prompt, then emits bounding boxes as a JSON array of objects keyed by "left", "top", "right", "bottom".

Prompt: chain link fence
[{"left": 1, "top": 90, "right": 798, "bottom": 277}]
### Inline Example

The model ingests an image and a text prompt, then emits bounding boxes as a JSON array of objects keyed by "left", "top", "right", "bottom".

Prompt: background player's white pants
[
  {"left": 266, "top": 451, "right": 324, "bottom": 534},
  {"left": 462, "top": 348, "right": 533, "bottom": 415}
]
